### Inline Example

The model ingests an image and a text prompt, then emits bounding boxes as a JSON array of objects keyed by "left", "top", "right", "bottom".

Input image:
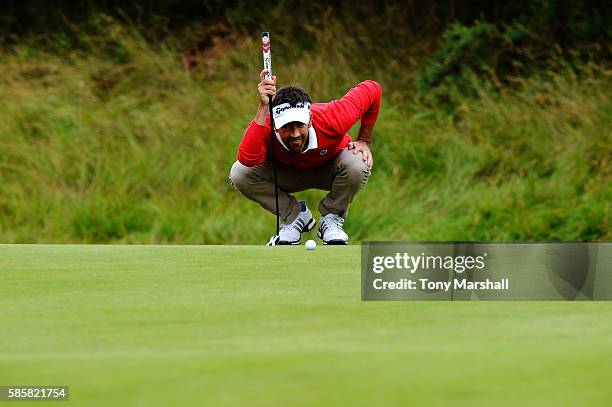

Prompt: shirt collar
[{"left": 275, "top": 126, "right": 318, "bottom": 154}]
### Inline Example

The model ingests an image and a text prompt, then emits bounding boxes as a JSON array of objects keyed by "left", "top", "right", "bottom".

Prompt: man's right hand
[{"left": 258, "top": 69, "right": 277, "bottom": 106}]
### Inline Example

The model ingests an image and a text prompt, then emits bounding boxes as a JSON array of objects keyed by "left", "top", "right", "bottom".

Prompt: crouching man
[{"left": 230, "top": 69, "right": 382, "bottom": 245}]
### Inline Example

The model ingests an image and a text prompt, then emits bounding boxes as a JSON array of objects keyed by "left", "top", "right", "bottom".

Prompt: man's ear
[{"left": 308, "top": 115, "right": 313, "bottom": 127}]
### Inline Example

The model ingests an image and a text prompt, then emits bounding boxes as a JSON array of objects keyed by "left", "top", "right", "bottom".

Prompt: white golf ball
[{"left": 305, "top": 240, "right": 316, "bottom": 250}]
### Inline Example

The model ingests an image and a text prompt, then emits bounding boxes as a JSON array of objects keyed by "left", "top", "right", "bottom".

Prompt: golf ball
[{"left": 305, "top": 240, "right": 316, "bottom": 250}]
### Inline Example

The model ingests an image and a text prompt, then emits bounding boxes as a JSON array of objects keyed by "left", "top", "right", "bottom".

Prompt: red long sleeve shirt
[{"left": 237, "top": 80, "right": 382, "bottom": 169}]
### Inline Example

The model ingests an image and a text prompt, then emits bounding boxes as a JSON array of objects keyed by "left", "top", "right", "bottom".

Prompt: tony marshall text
[{"left": 372, "top": 278, "right": 509, "bottom": 291}]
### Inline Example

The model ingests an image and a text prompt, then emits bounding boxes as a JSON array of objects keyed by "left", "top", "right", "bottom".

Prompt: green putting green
[{"left": 1, "top": 245, "right": 611, "bottom": 406}]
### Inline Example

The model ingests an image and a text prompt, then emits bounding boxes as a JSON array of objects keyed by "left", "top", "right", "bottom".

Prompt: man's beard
[
  {"left": 288, "top": 137, "right": 303, "bottom": 152},
  {"left": 287, "top": 135, "right": 308, "bottom": 153}
]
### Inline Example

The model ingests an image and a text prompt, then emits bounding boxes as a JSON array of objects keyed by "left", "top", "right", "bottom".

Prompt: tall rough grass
[{"left": 0, "top": 19, "right": 609, "bottom": 243}]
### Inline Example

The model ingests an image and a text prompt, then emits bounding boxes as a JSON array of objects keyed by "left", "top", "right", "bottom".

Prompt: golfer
[{"left": 230, "top": 70, "right": 381, "bottom": 245}]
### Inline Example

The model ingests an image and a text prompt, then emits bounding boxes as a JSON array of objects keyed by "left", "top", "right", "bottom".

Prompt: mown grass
[
  {"left": 0, "top": 19, "right": 609, "bottom": 243},
  {"left": 2, "top": 245, "right": 612, "bottom": 406}
]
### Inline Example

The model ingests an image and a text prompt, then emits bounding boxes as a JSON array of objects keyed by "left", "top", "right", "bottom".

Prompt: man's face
[{"left": 276, "top": 119, "right": 310, "bottom": 153}]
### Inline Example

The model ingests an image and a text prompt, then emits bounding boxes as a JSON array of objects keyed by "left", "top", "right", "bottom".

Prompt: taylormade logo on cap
[
  {"left": 274, "top": 102, "right": 306, "bottom": 115},
  {"left": 273, "top": 102, "right": 311, "bottom": 128}
]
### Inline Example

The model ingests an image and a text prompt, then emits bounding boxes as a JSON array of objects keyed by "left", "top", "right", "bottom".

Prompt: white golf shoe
[
  {"left": 267, "top": 201, "right": 316, "bottom": 246},
  {"left": 317, "top": 213, "right": 349, "bottom": 245}
]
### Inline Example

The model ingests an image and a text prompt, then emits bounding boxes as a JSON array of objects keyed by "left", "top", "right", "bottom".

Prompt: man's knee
[
  {"left": 229, "top": 160, "right": 255, "bottom": 192},
  {"left": 339, "top": 150, "right": 371, "bottom": 187}
]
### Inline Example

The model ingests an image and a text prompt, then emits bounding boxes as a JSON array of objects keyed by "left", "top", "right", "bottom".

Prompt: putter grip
[{"left": 262, "top": 32, "right": 272, "bottom": 79}]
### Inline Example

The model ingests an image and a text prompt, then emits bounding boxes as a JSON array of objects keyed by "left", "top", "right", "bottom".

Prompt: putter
[{"left": 262, "top": 32, "right": 280, "bottom": 245}]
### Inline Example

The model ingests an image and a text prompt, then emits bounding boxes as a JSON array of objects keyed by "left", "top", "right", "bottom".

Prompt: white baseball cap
[{"left": 272, "top": 102, "right": 311, "bottom": 129}]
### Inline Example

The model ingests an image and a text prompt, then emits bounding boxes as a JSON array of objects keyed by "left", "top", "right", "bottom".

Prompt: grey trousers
[{"left": 230, "top": 149, "right": 371, "bottom": 223}]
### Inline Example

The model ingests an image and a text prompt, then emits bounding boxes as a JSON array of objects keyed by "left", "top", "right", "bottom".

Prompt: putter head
[{"left": 266, "top": 235, "right": 280, "bottom": 246}]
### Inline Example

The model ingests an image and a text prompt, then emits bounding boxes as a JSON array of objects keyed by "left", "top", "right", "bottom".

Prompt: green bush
[
  {"left": 416, "top": 1, "right": 610, "bottom": 106},
  {"left": 416, "top": 21, "right": 522, "bottom": 103}
]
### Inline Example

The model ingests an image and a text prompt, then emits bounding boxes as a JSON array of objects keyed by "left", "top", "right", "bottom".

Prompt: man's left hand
[{"left": 347, "top": 140, "right": 373, "bottom": 168}]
